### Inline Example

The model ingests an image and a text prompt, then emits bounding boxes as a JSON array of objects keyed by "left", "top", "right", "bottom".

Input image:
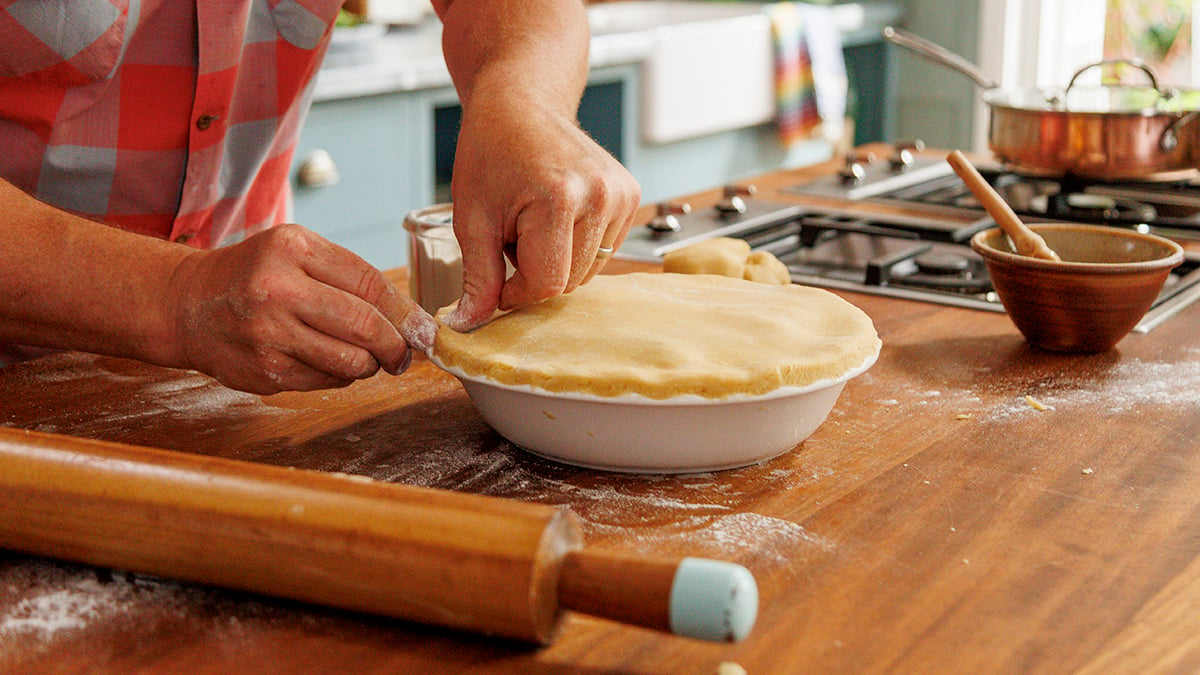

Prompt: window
[{"left": 973, "top": 0, "right": 1194, "bottom": 148}]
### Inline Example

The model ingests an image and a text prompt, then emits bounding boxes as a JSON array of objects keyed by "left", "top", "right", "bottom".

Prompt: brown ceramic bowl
[{"left": 970, "top": 224, "right": 1184, "bottom": 353}]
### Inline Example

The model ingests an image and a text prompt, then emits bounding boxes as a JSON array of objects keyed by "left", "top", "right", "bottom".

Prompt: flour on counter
[
  {"left": 990, "top": 358, "right": 1200, "bottom": 420},
  {"left": 0, "top": 559, "right": 321, "bottom": 654},
  {"left": 874, "top": 357, "right": 1200, "bottom": 421},
  {"left": 139, "top": 373, "right": 268, "bottom": 418},
  {"left": 347, "top": 428, "right": 836, "bottom": 570},
  {"left": 2, "top": 579, "right": 111, "bottom": 636},
  {"left": 0, "top": 564, "right": 158, "bottom": 643}
]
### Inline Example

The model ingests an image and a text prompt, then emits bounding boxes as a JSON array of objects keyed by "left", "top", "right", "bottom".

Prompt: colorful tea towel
[{"left": 766, "top": 2, "right": 848, "bottom": 146}]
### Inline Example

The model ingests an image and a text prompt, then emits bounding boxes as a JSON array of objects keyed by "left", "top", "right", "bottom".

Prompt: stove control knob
[
  {"left": 715, "top": 184, "right": 757, "bottom": 215},
  {"left": 838, "top": 151, "right": 875, "bottom": 184},
  {"left": 889, "top": 139, "right": 926, "bottom": 171},
  {"left": 647, "top": 201, "right": 691, "bottom": 235}
]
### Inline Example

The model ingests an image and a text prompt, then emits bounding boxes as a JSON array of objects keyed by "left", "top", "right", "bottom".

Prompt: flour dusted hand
[{"left": 169, "top": 225, "right": 436, "bottom": 394}]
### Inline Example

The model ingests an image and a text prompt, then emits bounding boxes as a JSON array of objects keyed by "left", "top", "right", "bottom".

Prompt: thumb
[
  {"left": 379, "top": 281, "right": 438, "bottom": 353},
  {"left": 445, "top": 219, "right": 506, "bottom": 333}
]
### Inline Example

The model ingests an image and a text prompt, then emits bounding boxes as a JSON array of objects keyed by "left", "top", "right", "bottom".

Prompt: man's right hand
[{"left": 167, "top": 224, "right": 436, "bottom": 395}]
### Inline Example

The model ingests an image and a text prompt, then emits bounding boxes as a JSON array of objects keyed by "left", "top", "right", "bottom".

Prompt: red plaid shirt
[{"left": 0, "top": 0, "right": 341, "bottom": 248}]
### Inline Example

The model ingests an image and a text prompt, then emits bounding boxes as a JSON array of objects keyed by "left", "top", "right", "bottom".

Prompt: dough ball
[
  {"left": 743, "top": 250, "right": 791, "bottom": 285},
  {"left": 663, "top": 237, "right": 789, "bottom": 285},
  {"left": 663, "top": 238, "right": 751, "bottom": 278}
]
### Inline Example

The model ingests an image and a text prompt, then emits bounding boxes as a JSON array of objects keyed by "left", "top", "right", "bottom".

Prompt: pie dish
[{"left": 429, "top": 273, "right": 881, "bottom": 472}]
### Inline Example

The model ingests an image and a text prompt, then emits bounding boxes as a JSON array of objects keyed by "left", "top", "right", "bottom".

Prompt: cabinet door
[{"left": 292, "top": 93, "right": 433, "bottom": 270}]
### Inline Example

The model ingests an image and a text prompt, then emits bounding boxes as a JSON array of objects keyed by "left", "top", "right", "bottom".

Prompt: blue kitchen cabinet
[{"left": 290, "top": 88, "right": 443, "bottom": 271}]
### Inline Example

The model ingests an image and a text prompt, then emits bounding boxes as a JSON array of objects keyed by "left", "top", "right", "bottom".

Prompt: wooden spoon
[{"left": 946, "top": 150, "right": 1061, "bottom": 261}]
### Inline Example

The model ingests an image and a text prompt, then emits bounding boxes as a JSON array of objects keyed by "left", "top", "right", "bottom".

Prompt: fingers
[
  {"left": 438, "top": 105, "right": 641, "bottom": 332},
  {"left": 583, "top": 206, "right": 637, "bottom": 283},
  {"left": 450, "top": 191, "right": 638, "bottom": 328},
  {"left": 300, "top": 234, "right": 437, "bottom": 358},
  {"left": 497, "top": 202, "right": 575, "bottom": 311},
  {"left": 171, "top": 226, "right": 441, "bottom": 394},
  {"left": 441, "top": 201, "right": 505, "bottom": 332}
]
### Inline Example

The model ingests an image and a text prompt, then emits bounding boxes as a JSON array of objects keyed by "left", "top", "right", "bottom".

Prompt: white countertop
[
  {"left": 311, "top": 1, "right": 899, "bottom": 103},
  {"left": 313, "top": 19, "right": 654, "bottom": 102}
]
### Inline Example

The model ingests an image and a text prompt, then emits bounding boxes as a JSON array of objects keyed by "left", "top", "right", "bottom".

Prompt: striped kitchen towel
[{"left": 766, "top": 2, "right": 848, "bottom": 146}]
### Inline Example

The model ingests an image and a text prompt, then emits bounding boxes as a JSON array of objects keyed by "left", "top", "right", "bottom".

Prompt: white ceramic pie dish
[{"left": 427, "top": 351, "right": 878, "bottom": 474}]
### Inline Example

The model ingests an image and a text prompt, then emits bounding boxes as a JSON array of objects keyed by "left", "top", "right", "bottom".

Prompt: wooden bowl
[{"left": 970, "top": 223, "right": 1184, "bottom": 353}]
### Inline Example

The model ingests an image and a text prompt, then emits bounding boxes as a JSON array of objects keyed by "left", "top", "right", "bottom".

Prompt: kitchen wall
[{"left": 892, "top": 0, "right": 980, "bottom": 151}]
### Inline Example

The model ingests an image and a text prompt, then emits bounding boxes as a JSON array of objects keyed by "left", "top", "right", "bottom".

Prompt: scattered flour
[
  {"left": 988, "top": 358, "right": 1200, "bottom": 420},
  {"left": 0, "top": 559, "right": 323, "bottom": 655},
  {"left": 139, "top": 373, "right": 267, "bottom": 418},
  {"left": 333, "top": 425, "right": 835, "bottom": 570},
  {"left": 2, "top": 579, "right": 112, "bottom": 636},
  {"left": 877, "top": 358, "right": 1200, "bottom": 422},
  {"left": 0, "top": 563, "right": 171, "bottom": 645}
]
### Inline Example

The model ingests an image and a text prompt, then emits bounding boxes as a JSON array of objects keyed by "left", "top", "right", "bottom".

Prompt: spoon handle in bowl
[{"left": 946, "top": 151, "right": 1061, "bottom": 261}]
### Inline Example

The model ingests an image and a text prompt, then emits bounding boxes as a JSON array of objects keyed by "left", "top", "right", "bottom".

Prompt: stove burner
[
  {"left": 914, "top": 250, "right": 972, "bottom": 275},
  {"left": 1041, "top": 192, "right": 1158, "bottom": 224}
]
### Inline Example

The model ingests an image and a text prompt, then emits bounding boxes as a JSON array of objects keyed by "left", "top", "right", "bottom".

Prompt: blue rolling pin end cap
[{"left": 668, "top": 557, "right": 758, "bottom": 642}]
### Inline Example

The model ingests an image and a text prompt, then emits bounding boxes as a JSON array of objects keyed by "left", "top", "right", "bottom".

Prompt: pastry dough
[
  {"left": 663, "top": 237, "right": 790, "bottom": 285},
  {"left": 433, "top": 273, "right": 880, "bottom": 400},
  {"left": 743, "top": 250, "right": 791, "bottom": 285}
]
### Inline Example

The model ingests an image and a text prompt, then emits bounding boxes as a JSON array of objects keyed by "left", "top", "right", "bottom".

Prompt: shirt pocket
[
  {"left": 267, "top": 0, "right": 340, "bottom": 50},
  {"left": 0, "top": 0, "right": 131, "bottom": 85}
]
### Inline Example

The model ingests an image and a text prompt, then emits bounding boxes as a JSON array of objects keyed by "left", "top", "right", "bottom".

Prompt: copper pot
[{"left": 884, "top": 27, "right": 1200, "bottom": 182}]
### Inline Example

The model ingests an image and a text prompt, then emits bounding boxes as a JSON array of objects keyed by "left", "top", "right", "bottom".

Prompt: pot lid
[{"left": 985, "top": 86, "right": 1200, "bottom": 115}]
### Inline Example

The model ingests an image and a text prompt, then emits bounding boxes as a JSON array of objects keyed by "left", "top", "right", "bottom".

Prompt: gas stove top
[
  {"left": 617, "top": 145, "right": 1200, "bottom": 332},
  {"left": 789, "top": 152, "right": 1200, "bottom": 234}
]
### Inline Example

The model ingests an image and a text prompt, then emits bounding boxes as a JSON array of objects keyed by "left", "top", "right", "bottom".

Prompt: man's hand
[
  {"left": 443, "top": 100, "right": 640, "bottom": 332},
  {"left": 432, "top": 0, "right": 641, "bottom": 332},
  {"left": 168, "top": 225, "right": 436, "bottom": 394}
]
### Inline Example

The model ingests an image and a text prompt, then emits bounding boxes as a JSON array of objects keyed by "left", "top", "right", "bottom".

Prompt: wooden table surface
[{"left": 3, "top": 152, "right": 1200, "bottom": 674}]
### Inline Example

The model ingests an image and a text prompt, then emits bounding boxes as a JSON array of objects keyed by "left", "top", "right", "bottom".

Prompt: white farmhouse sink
[
  {"left": 588, "top": 1, "right": 774, "bottom": 144},
  {"left": 587, "top": 1, "right": 768, "bottom": 36}
]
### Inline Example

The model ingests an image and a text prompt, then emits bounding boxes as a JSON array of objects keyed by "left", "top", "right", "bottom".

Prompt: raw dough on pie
[
  {"left": 433, "top": 272, "right": 880, "bottom": 399},
  {"left": 662, "top": 237, "right": 790, "bottom": 285},
  {"left": 744, "top": 250, "right": 791, "bottom": 284}
]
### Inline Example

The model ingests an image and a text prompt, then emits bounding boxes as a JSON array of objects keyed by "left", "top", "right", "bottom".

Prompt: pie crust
[{"left": 432, "top": 272, "right": 881, "bottom": 400}]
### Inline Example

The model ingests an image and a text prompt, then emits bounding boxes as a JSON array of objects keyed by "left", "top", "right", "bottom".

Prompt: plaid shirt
[{"left": 0, "top": 0, "right": 340, "bottom": 248}]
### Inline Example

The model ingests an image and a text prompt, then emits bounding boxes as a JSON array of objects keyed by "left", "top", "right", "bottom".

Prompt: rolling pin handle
[{"left": 556, "top": 549, "right": 757, "bottom": 642}]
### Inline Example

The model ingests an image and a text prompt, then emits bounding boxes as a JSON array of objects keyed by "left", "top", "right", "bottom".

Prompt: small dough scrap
[
  {"left": 433, "top": 272, "right": 881, "bottom": 400},
  {"left": 663, "top": 237, "right": 751, "bottom": 278},
  {"left": 664, "top": 237, "right": 790, "bottom": 285},
  {"left": 744, "top": 250, "right": 791, "bottom": 285}
]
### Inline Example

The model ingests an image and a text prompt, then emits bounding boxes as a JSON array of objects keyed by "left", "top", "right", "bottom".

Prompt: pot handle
[
  {"left": 1160, "top": 109, "right": 1200, "bottom": 153},
  {"left": 1065, "top": 59, "right": 1163, "bottom": 94},
  {"left": 882, "top": 26, "right": 997, "bottom": 90}
]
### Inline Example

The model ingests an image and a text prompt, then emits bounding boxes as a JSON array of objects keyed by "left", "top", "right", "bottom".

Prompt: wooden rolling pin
[{"left": 0, "top": 427, "right": 756, "bottom": 644}]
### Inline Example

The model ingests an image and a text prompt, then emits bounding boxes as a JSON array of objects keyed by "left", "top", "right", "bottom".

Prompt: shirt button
[{"left": 196, "top": 114, "right": 219, "bottom": 131}]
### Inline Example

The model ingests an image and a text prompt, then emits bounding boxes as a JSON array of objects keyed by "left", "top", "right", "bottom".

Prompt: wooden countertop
[{"left": 4, "top": 153, "right": 1200, "bottom": 673}]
